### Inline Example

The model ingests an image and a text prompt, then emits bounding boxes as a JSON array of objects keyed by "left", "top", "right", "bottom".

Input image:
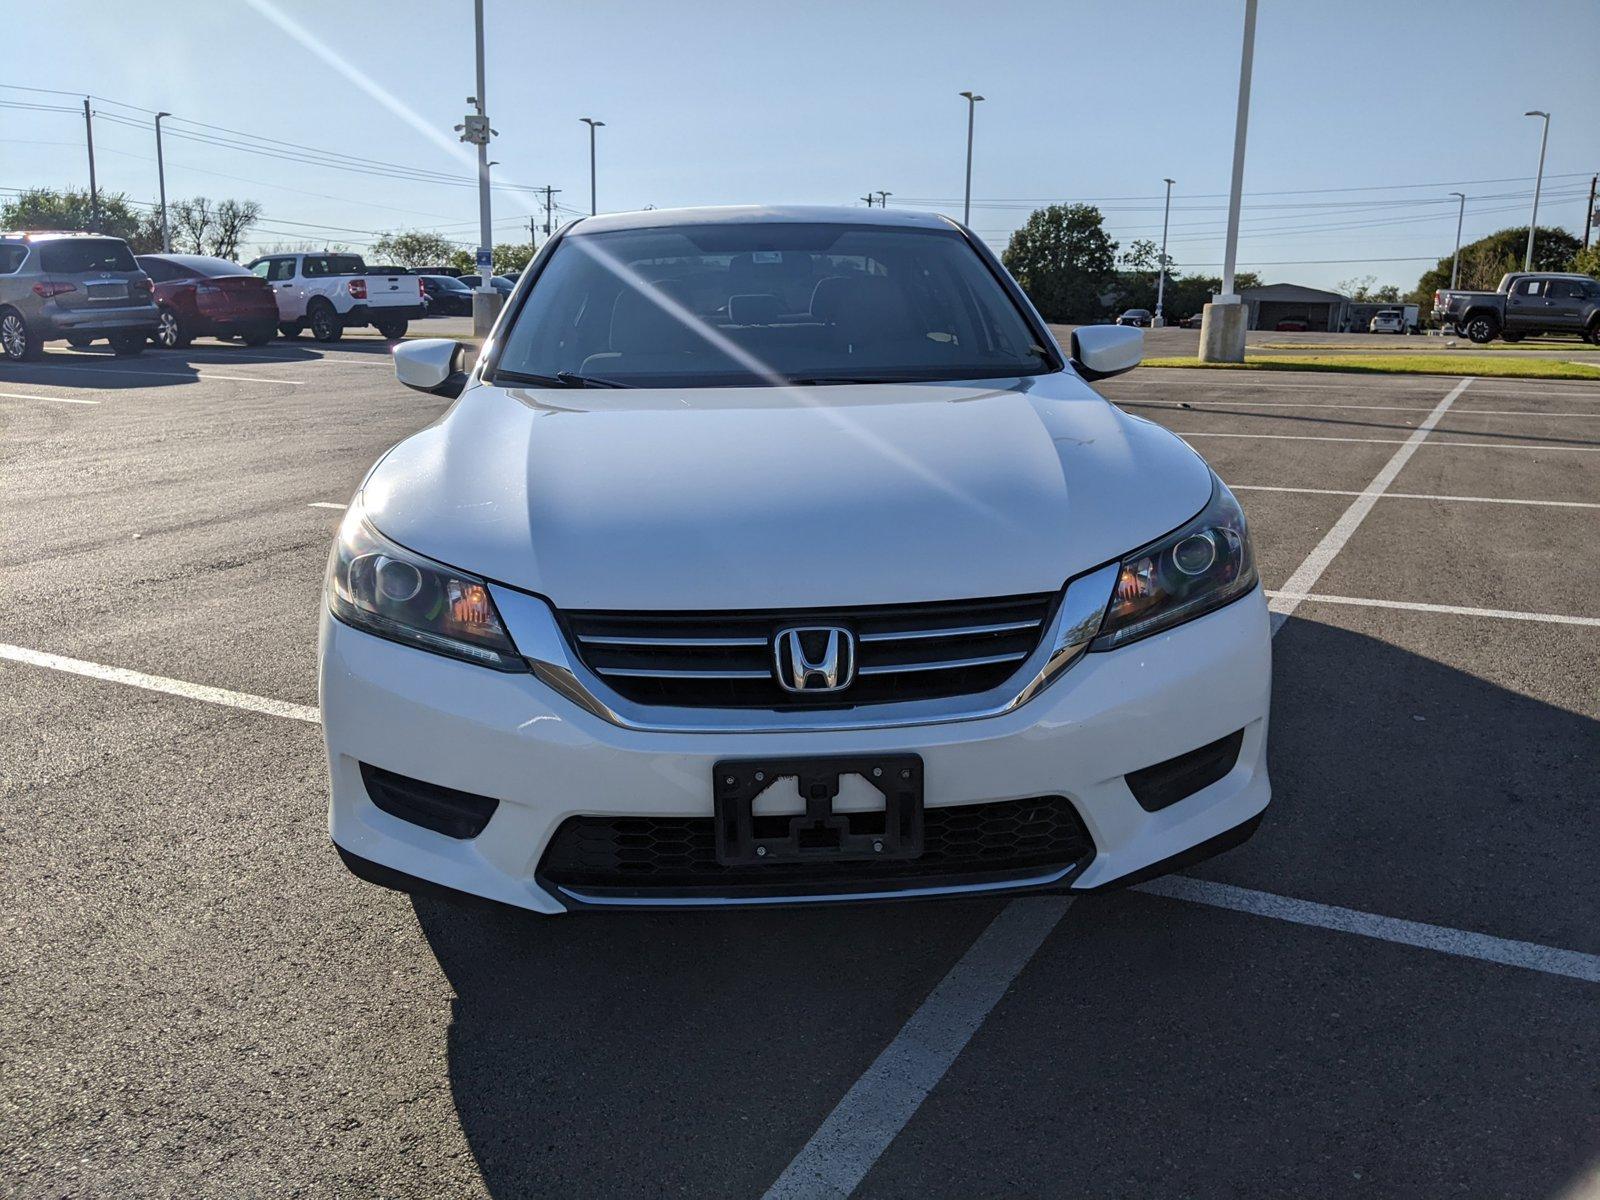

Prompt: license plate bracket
[{"left": 713, "top": 753, "right": 923, "bottom": 866}]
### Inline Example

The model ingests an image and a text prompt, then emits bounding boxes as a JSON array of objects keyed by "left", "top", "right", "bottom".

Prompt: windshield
[{"left": 493, "top": 222, "right": 1053, "bottom": 387}]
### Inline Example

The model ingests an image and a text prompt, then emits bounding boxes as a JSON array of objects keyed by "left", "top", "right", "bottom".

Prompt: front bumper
[{"left": 320, "top": 588, "right": 1272, "bottom": 914}]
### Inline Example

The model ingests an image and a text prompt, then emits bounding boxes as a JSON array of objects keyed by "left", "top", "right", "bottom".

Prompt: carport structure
[{"left": 1242, "top": 282, "right": 1351, "bottom": 332}]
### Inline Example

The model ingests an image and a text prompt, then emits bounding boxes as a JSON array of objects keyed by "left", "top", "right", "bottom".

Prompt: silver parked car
[{"left": 0, "top": 231, "right": 159, "bottom": 361}]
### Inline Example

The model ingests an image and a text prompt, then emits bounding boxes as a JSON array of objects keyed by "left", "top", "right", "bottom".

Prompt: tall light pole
[
  {"left": 580, "top": 117, "right": 604, "bottom": 216},
  {"left": 959, "top": 91, "right": 983, "bottom": 226},
  {"left": 875, "top": 190, "right": 892, "bottom": 208},
  {"left": 453, "top": 0, "right": 500, "bottom": 335},
  {"left": 1523, "top": 110, "right": 1550, "bottom": 271},
  {"left": 1199, "top": 0, "right": 1257, "bottom": 364},
  {"left": 82, "top": 98, "right": 100, "bottom": 232},
  {"left": 155, "top": 112, "right": 171, "bottom": 252},
  {"left": 1449, "top": 191, "right": 1466, "bottom": 290},
  {"left": 1154, "top": 177, "right": 1174, "bottom": 328}
]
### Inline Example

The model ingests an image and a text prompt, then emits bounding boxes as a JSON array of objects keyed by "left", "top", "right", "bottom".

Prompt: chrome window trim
[{"left": 487, "top": 562, "right": 1120, "bottom": 734}]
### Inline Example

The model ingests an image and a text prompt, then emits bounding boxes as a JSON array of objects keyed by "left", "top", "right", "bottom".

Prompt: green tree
[
  {"left": 0, "top": 186, "right": 161, "bottom": 251},
  {"left": 1570, "top": 243, "right": 1600, "bottom": 281},
  {"left": 447, "top": 242, "right": 536, "bottom": 276},
  {"left": 1002, "top": 204, "right": 1118, "bottom": 322},
  {"left": 371, "top": 229, "right": 461, "bottom": 268},
  {"left": 1409, "top": 225, "right": 1583, "bottom": 302}
]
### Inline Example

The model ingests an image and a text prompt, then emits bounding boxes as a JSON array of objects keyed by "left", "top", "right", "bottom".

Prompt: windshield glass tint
[
  {"left": 39, "top": 239, "right": 138, "bottom": 273},
  {"left": 494, "top": 223, "right": 1052, "bottom": 387}
]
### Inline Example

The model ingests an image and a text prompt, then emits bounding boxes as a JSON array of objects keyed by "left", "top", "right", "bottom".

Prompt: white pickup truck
[{"left": 244, "top": 252, "right": 425, "bottom": 342}]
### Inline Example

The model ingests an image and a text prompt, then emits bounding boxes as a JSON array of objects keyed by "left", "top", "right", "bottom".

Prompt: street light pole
[
  {"left": 959, "top": 91, "right": 983, "bottom": 226},
  {"left": 1199, "top": 0, "right": 1257, "bottom": 363},
  {"left": 580, "top": 118, "right": 604, "bottom": 215},
  {"left": 155, "top": 112, "right": 171, "bottom": 252},
  {"left": 1523, "top": 110, "right": 1550, "bottom": 271},
  {"left": 82, "top": 98, "right": 100, "bottom": 232},
  {"left": 875, "top": 190, "right": 892, "bottom": 208},
  {"left": 458, "top": 0, "right": 501, "bottom": 337},
  {"left": 1155, "top": 177, "right": 1174, "bottom": 327},
  {"left": 1449, "top": 191, "right": 1466, "bottom": 290}
]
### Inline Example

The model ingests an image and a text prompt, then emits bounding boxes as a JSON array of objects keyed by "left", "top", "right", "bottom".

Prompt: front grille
[
  {"left": 563, "top": 592, "right": 1055, "bottom": 710},
  {"left": 538, "top": 795, "right": 1094, "bottom": 899}
]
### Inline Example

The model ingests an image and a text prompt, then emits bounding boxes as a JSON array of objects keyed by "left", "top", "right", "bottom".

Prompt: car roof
[
  {"left": 565, "top": 204, "right": 959, "bottom": 237},
  {"left": 0, "top": 229, "right": 121, "bottom": 243}
]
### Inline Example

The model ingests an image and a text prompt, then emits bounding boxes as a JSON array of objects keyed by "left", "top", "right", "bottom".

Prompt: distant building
[{"left": 1239, "top": 283, "right": 1350, "bottom": 332}]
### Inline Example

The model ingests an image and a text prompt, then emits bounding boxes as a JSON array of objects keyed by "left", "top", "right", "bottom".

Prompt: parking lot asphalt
[{"left": 3, "top": 332, "right": 1598, "bottom": 1199}]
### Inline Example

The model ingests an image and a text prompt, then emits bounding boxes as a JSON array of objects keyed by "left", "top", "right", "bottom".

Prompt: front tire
[
  {"left": 110, "top": 331, "right": 147, "bottom": 357},
  {"left": 1463, "top": 314, "right": 1498, "bottom": 344},
  {"left": 308, "top": 302, "right": 344, "bottom": 343},
  {"left": 243, "top": 325, "right": 276, "bottom": 347},
  {"left": 67, "top": 334, "right": 94, "bottom": 349},
  {"left": 373, "top": 318, "right": 408, "bottom": 340},
  {"left": 1, "top": 308, "right": 43, "bottom": 361},
  {"left": 153, "top": 306, "right": 190, "bottom": 350},
  {"left": 279, "top": 322, "right": 304, "bottom": 339}
]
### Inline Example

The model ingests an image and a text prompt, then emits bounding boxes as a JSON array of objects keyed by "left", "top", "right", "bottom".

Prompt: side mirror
[
  {"left": 394, "top": 338, "right": 471, "bottom": 398},
  {"left": 1070, "top": 325, "right": 1143, "bottom": 381}
]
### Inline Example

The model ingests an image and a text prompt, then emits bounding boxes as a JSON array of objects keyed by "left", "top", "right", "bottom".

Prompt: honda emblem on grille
[{"left": 773, "top": 626, "right": 856, "bottom": 693}]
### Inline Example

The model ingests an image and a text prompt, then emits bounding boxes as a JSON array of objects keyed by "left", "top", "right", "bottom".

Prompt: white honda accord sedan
[{"left": 320, "top": 205, "right": 1270, "bottom": 913}]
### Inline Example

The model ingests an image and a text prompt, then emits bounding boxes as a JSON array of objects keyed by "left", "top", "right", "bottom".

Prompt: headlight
[
  {"left": 1091, "top": 474, "right": 1257, "bottom": 650},
  {"left": 326, "top": 506, "right": 525, "bottom": 671}
]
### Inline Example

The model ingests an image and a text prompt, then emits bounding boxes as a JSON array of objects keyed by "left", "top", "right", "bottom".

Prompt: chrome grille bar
[
  {"left": 857, "top": 651, "right": 1030, "bottom": 676},
  {"left": 857, "top": 619, "right": 1041, "bottom": 643}
]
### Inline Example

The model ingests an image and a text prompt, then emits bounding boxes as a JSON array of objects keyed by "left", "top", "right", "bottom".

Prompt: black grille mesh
[{"left": 539, "top": 795, "right": 1093, "bottom": 897}]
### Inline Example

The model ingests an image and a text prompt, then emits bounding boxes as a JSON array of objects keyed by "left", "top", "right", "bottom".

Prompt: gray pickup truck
[{"left": 1433, "top": 271, "right": 1600, "bottom": 344}]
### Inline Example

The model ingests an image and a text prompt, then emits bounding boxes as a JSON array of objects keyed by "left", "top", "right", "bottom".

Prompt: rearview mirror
[
  {"left": 394, "top": 338, "right": 471, "bottom": 398},
  {"left": 1070, "top": 325, "right": 1143, "bottom": 381}
]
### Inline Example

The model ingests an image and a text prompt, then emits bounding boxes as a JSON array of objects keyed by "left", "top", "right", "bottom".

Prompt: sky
[{"left": 3, "top": 0, "right": 1596, "bottom": 293}]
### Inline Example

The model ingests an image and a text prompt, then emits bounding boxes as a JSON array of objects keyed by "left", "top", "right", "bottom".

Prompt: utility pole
[
  {"left": 536, "top": 186, "right": 562, "bottom": 241},
  {"left": 859, "top": 194, "right": 876, "bottom": 208},
  {"left": 1154, "top": 177, "right": 1174, "bottom": 328},
  {"left": 155, "top": 112, "right": 171, "bottom": 252},
  {"left": 579, "top": 117, "right": 604, "bottom": 215},
  {"left": 455, "top": 0, "right": 500, "bottom": 337},
  {"left": 1584, "top": 173, "right": 1596, "bottom": 252},
  {"left": 1449, "top": 192, "right": 1466, "bottom": 290},
  {"left": 1199, "top": 0, "right": 1257, "bottom": 363},
  {"left": 874, "top": 190, "right": 892, "bottom": 208},
  {"left": 82, "top": 98, "right": 100, "bottom": 232},
  {"left": 959, "top": 91, "right": 983, "bottom": 226},
  {"left": 1523, "top": 110, "right": 1550, "bottom": 271}
]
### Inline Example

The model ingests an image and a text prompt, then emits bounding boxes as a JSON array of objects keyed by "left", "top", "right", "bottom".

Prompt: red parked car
[{"left": 131, "top": 254, "right": 280, "bottom": 348}]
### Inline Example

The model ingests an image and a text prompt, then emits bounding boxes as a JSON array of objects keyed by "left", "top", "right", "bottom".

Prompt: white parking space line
[
  {"left": 1121, "top": 376, "right": 1600, "bottom": 400},
  {"left": 1175, "top": 430, "right": 1600, "bottom": 452},
  {"left": 18, "top": 364, "right": 304, "bottom": 386},
  {"left": 1138, "top": 876, "right": 1600, "bottom": 984},
  {"left": 1128, "top": 400, "right": 1600, "bottom": 418},
  {"left": 1268, "top": 378, "right": 1470, "bottom": 633},
  {"left": 1266, "top": 591, "right": 1600, "bottom": 628},
  {"left": 308, "top": 502, "right": 348, "bottom": 509},
  {"left": 0, "top": 644, "right": 320, "bottom": 724},
  {"left": 762, "top": 898, "right": 1073, "bottom": 1200},
  {"left": 1230, "top": 484, "right": 1600, "bottom": 510},
  {"left": 0, "top": 391, "right": 99, "bottom": 405}
]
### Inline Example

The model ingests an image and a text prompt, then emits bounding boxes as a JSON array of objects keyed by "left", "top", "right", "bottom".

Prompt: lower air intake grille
[
  {"left": 538, "top": 795, "right": 1094, "bottom": 899},
  {"left": 562, "top": 592, "right": 1056, "bottom": 710},
  {"left": 360, "top": 763, "right": 499, "bottom": 839}
]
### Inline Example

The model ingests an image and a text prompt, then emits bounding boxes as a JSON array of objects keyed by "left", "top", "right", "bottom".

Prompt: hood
[{"left": 360, "top": 374, "right": 1212, "bottom": 611}]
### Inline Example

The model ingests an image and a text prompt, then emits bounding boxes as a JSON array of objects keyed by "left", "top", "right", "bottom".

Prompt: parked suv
[{"left": 0, "top": 231, "right": 158, "bottom": 361}]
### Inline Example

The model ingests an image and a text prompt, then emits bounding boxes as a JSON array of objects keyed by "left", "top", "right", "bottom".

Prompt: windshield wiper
[
  {"left": 493, "top": 369, "right": 633, "bottom": 389},
  {"left": 555, "top": 370, "right": 631, "bottom": 389}
]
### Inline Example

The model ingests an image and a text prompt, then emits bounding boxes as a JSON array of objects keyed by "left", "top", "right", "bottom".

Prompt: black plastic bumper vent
[
  {"left": 538, "top": 795, "right": 1094, "bottom": 900},
  {"left": 360, "top": 763, "right": 499, "bottom": 839},
  {"left": 1124, "top": 729, "right": 1245, "bottom": 812}
]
